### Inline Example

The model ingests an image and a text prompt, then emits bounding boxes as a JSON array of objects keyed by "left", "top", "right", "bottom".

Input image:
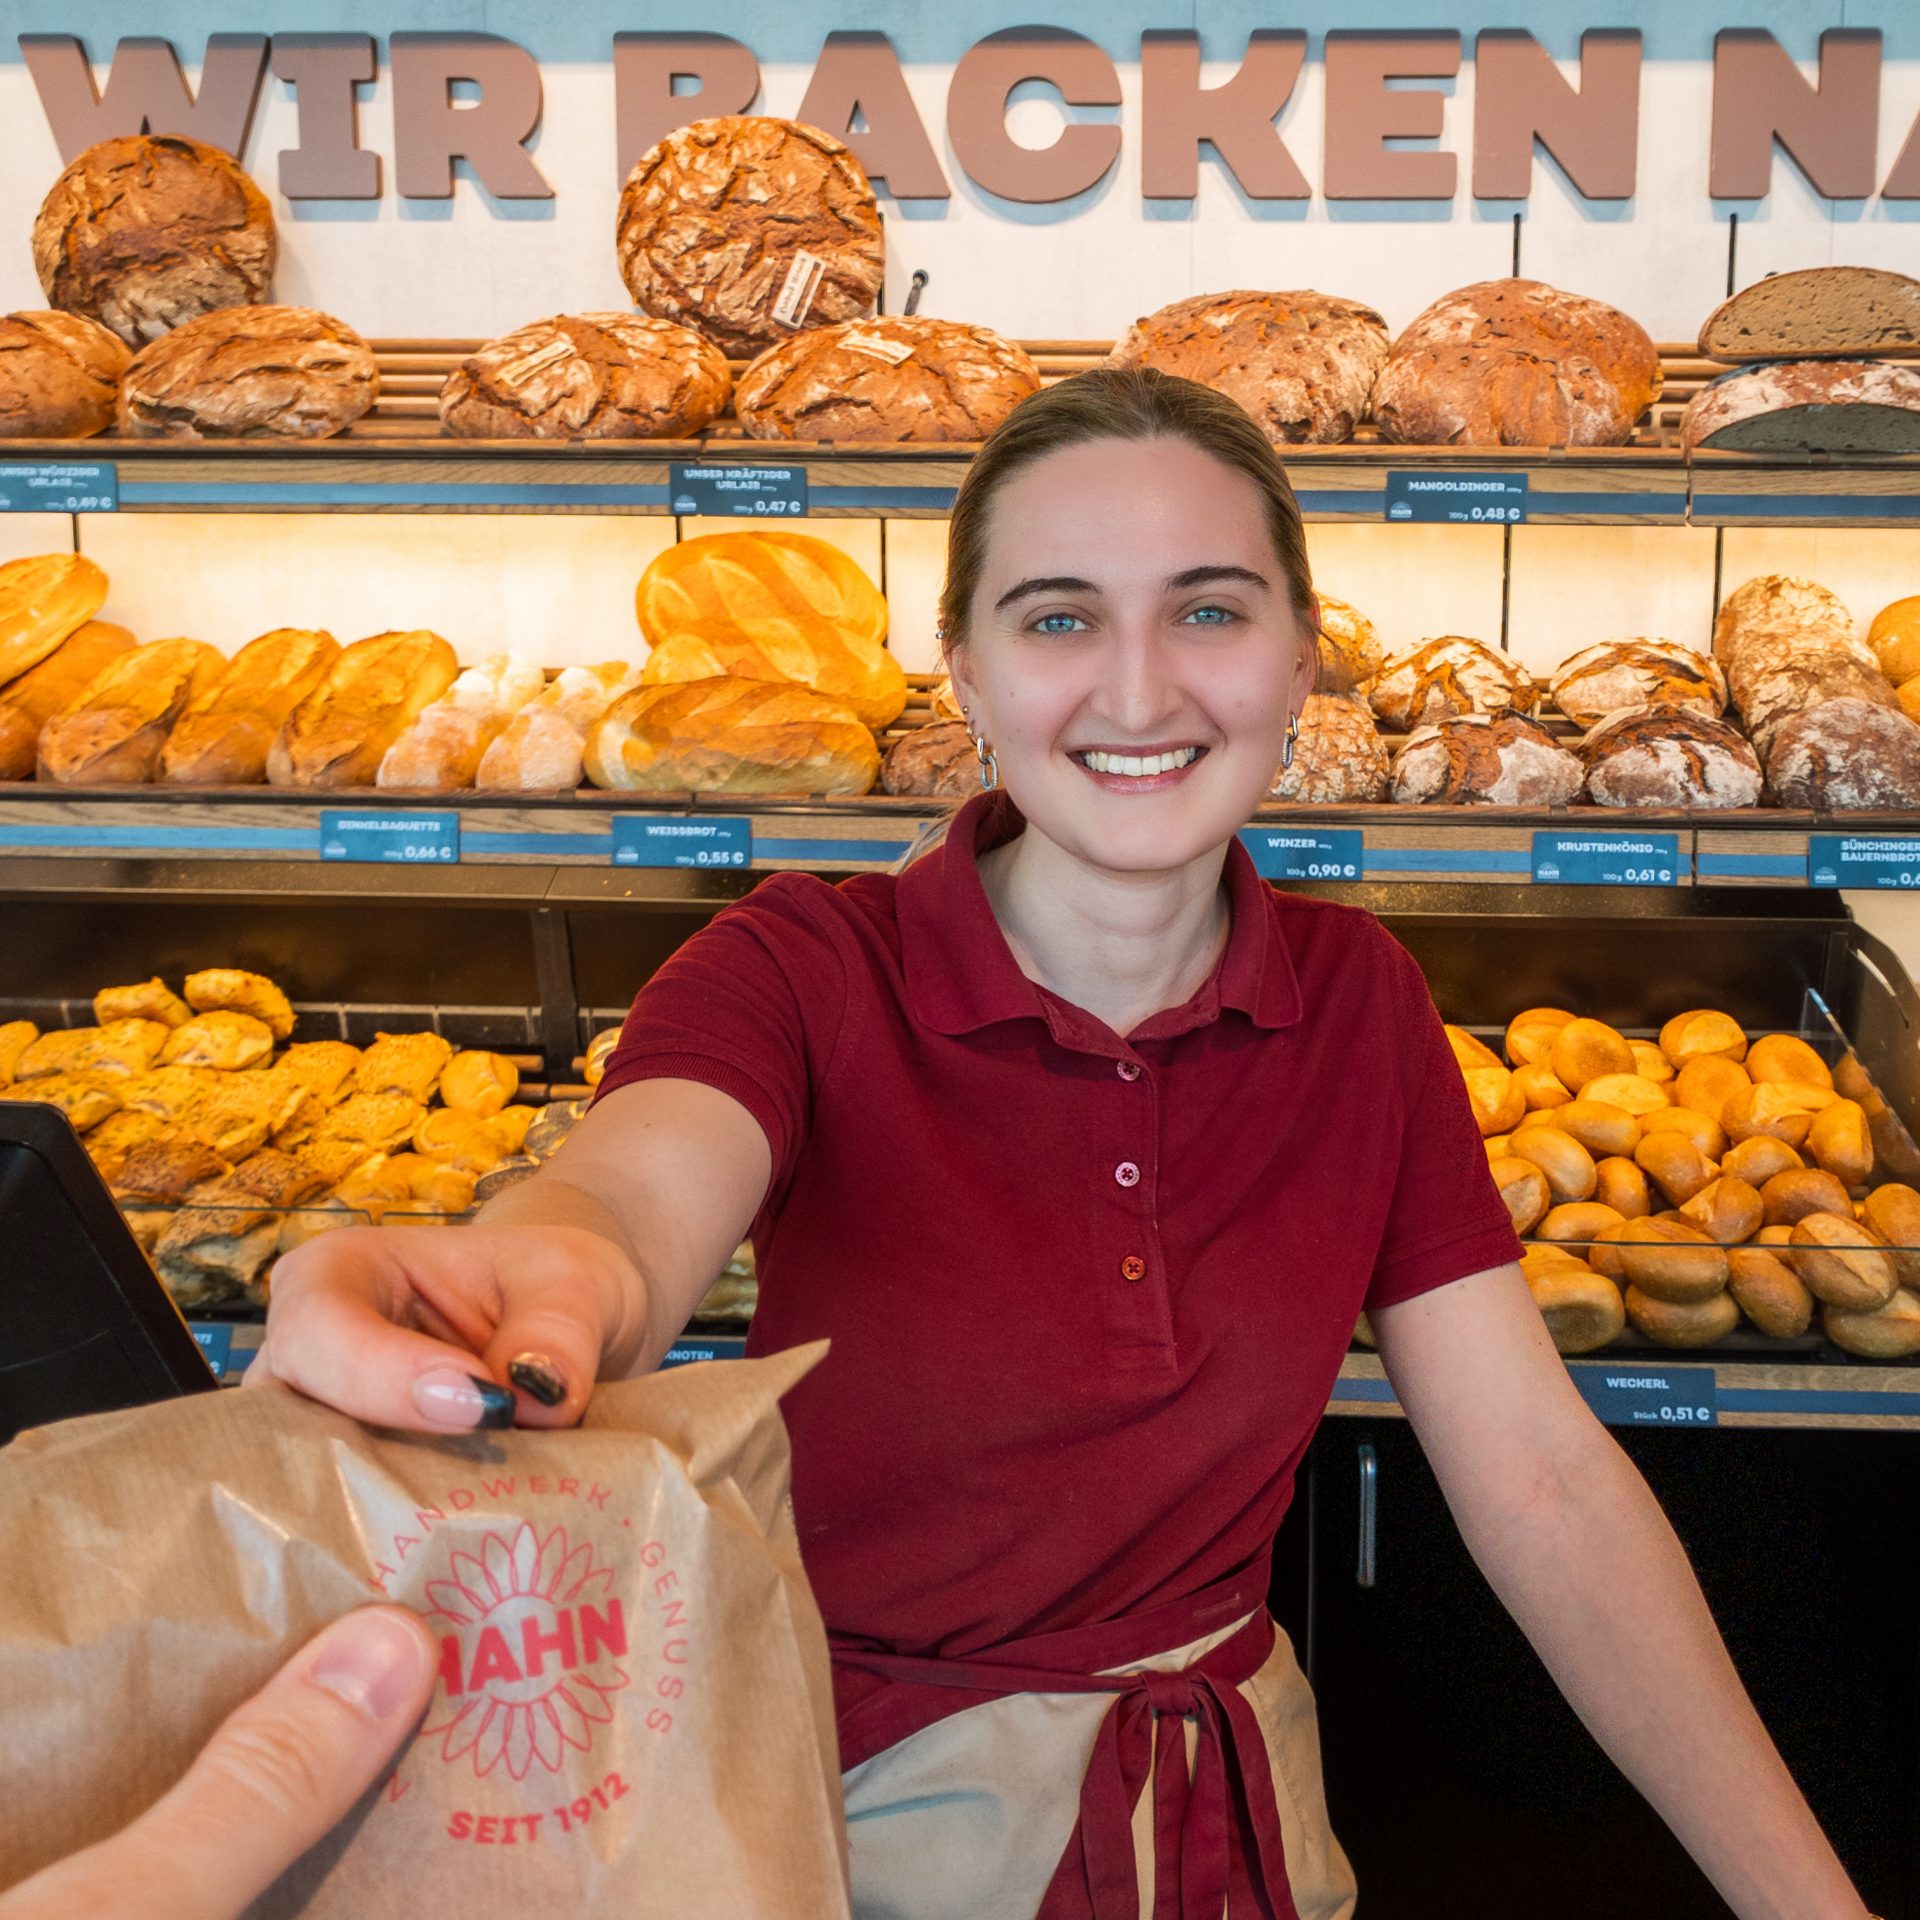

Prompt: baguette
[
  {"left": 473, "top": 662, "right": 637, "bottom": 792},
  {"left": 376, "top": 653, "right": 545, "bottom": 790},
  {"left": 37, "top": 637, "right": 225, "bottom": 784},
  {"left": 267, "top": 629, "right": 459, "bottom": 789},
  {"left": 159, "top": 627, "right": 340, "bottom": 784},
  {"left": 0, "top": 620, "right": 135, "bottom": 778},
  {"left": 0, "top": 552, "right": 109, "bottom": 685}
]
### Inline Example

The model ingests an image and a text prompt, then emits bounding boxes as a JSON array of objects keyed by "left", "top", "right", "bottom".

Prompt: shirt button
[
  {"left": 1116, "top": 1060, "right": 1142, "bottom": 1081},
  {"left": 1120, "top": 1254, "right": 1147, "bottom": 1282},
  {"left": 1115, "top": 1161, "right": 1140, "bottom": 1188}
]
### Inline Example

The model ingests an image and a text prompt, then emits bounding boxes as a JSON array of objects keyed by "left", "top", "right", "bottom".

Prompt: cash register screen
[{"left": 0, "top": 1100, "right": 215, "bottom": 1445}]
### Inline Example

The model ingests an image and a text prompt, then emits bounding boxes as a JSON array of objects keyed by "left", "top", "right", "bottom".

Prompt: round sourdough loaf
[
  {"left": 1767, "top": 699, "right": 1920, "bottom": 809},
  {"left": 1681, "top": 358, "right": 1920, "bottom": 453},
  {"left": 1373, "top": 278, "right": 1661, "bottom": 447},
  {"left": 440, "top": 313, "right": 730, "bottom": 440},
  {"left": 1270, "top": 692, "right": 1389, "bottom": 803},
  {"left": 1727, "top": 646, "right": 1896, "bottom": 758},
  {"left": 0, "top": 311, "right": 130, "bottom": 437},
  {"left": 1581, "top": 707, "right": 1763, "bottom": 809},
  {"left": 1314, "top": 592, "right": 1383, "bottom": 692},
  {"left": 1109, "top": 289, "right": 1388, "bottom": 444},
  {"left": 1368, "top": 636, "right": 1538, "bottom": 730},
  {"left": 1548, "top": 641, "right": 1727, "bottom": 727},
  {"left": 1390, "top": 711, "right": 1583, "bottom": 807},
  {"left": 880, "top": 721, "right": 976, "bottom": 797},
  {"left": 616, "top": 118, "right": 884, "bottom": 356},
  {"left": 1710, "top": 573, "right": 1863, "bottom": 668},
  {"left": 735, "top": 315, "right": 1040, "bottom": 442},
  {"left": 33, "top": 134, "right": 275, "bottom": 346},
  {"left": 119, "top": 306, "right": 377, "bottom": 440}
]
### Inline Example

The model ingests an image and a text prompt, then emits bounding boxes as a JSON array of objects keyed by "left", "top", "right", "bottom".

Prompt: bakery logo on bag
[{"left": 773, "top": 252, "right": 828, "bottom": 329}]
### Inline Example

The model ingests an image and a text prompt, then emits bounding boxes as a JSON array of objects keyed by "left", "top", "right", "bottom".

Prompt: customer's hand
[{"left": 0, "top": 1607, "right": 437, "bottom": 1920}]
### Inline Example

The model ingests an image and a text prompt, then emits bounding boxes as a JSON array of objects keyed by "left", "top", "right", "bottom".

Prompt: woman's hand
[
  {"left": 0, "top": 1607, "right": 437, "bottom": 1920},
  {"left": 252, "top": 1221, "right": 651, "bottom": 1431}
]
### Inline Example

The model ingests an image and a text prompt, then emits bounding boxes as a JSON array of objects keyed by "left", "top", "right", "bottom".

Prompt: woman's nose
[{"left": 1097, "top": 627, "right": 1186, "bottom": 732}]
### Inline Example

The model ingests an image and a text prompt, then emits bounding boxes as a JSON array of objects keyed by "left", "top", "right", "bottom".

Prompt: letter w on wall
[{"left": 20, "top": 34, "right": 268, "bottom": 162}]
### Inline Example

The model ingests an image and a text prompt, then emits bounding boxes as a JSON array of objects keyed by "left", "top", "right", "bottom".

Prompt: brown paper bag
[{"left": 0, "top": 1345, "right": 850, "bottom": 1919}]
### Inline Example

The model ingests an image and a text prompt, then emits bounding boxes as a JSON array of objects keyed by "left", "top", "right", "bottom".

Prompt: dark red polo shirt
[{"left": 597, "top": 792, "right": 1520, "bottom": 1659}]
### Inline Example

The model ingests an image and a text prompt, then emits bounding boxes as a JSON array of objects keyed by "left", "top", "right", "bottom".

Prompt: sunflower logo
[{"left": 421, "top": 1522, "right": 631, "bottom": 1780}]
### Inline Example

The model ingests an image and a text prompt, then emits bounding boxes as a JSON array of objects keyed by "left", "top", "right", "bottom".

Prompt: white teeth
[{"left": 1080, "top": 747, "right": 1200, "bottom": 776}]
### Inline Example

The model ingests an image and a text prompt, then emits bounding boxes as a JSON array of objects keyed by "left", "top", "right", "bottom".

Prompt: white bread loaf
[
  {"left": 38, "top": 638, "right": 225, "bottom": 784},
  {"left": 159, "top": 628, "right": 340, "bottom": 785},
  {"left": 377, "top": 654, "right": 545, "bottom": 790},
  {"left": 475, "top": 662, "right": 639, "bottom": 792},
  {"left": 267, "top": 630, "right": 459, "bottom": 789}
]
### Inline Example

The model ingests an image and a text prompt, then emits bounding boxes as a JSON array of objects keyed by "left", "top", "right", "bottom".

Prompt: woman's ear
[{"left": 946, "top": 645, "right": 979, "bottom": 720}]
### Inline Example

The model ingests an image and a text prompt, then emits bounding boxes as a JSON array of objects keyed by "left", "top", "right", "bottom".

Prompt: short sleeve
[
  {"left": 590, "top": 873, "right": 847, "bottom": 1202},
  {"left": 1365, "top": 944, "right": 1525, "bottom": 1313}
]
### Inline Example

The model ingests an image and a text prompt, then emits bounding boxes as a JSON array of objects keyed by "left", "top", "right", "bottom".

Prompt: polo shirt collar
[{"left": 895, "top": 792, "right": 1302, "bottom": 1041}]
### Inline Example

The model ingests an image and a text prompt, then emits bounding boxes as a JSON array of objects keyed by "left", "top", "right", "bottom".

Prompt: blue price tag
[
  {"left": 1532, "top": 830, "right": 1679, "bottom": 886},
  {"left": 611, "top": 816, "right": 752, "bottom": 869},
  {"left": 0, "top": 461, "right": 117, "bottom": 512},
  {"left": 1807, "top": 834, "right": 1920, "bottom": 889},
  {"left": 319, "top": 809, "right": 460, "bottom": 865},
  {"left": 1570, "top": 1363, "right": 1717, "bottom": 1428},
  {"left": 1239, "top": 827, "right": 1363, "bottom": 881},
  {"left": 191, "top": 1323, "right": 234, "bottom": 1379},
  {"left": 1385, "top": 470, "right": 1527, "bottom": 524},
  {"left": 661, "top": 1336, "right": 748, "bottom": 1368},
  {"left": 669, "top": 463, "right": 808, "bottom": 518}
]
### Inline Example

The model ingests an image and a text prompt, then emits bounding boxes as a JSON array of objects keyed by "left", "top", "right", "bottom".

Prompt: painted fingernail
[
  {"left": 508, "top": 1353, "right": 568, "bottom": 1408},
  {"left": 410, "top": 1368, "right": 515, "bottom": 1430},
  {"left": 312, "top": 1612, "right": 433, "bottom": 1719}
]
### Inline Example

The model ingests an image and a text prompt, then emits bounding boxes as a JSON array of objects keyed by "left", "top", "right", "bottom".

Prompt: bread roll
[
  {"left": 92, "top": 978, "right": 190, "bottom": 1028},
  {"left": 1313, "top": 593, "right": 1384, "bottom": 692},
  {"left": 1807, "top": 1100, "right": 1873, "bottom": 1185},
  {"left": 1504, "top": 1007, "right": 1573, "bottom": 1067},
  {"left": 0, "top": 618, "right": 134, "bottom": 778},
  {"left": 119, "top": 305, "right": 377, "bottom": 440},
  {"left": 488, "top": 1104, "right": 537, "bottom": 1156},
  {"left": 32, "top": 133, "right": 276, "bottom": 346},
  {"left": 1640, "top": 1106, "right": 1727, "bottom": 1160},
  {"left": 1626, "top": 1285, "right": 1739, "bottom": 1347},
  {"left": 1723, "top": 1081, "right": 1835, "bottom": 1149},
  {"left": 615, "top": 117, "right": 883, "bottom": 356},
  {"left": 1522, "top": 1097, "right": 1638, "bottom": 1158},
  {"left": 161, "top": 1009, "right": 274, "bottom": 1071},
  {"left": 1633, "top": 1133, "right": 1719, "bottom": 1208},
  {"left": 1722, "top": 1135, "right": 1802, "bottom": 1187},
  {"left": 1446, "top": 1026, "right": 1502, "bottom": 1071},
  {"left": 1680, "top": 1175, "right": 1764, "bottom": 1246},
  {"left": 1745, "top": 1034, "right": 1832, "bottom": 1088},
  {"left": 268, "top": 630, "right": 460, "bottom": 789},
  {"left": 1859, "top": 1184, "right": 1920, "bottom": 1287},
  {"left": 10, "top": 1071, "right": 122, "bottom": 1131},
  {"left": 1578, "top": 1074, "right": 1669, "bottom": 1119},
  {"left": 184, "top": 968, "right": 294, "bottom": 1041},
  {"left": 1788, "top": 1212, "right": 1897, "bottom": 1310},
  {"left": 38, "top": 637, "right": 224, "bottom": 784},
  {"left": 1507, "top": 1127, "right": 1597, "bottom": 1203},
  {"left": 1759, "top": 1167, "right": 1852, "bottom": 1229},
  {"left": 1823, "top": 1287, "right": 1920, "bottom": 1359},
  {"left": 1464, "top": 1065, "right": 1525, "bottom": 1136},
  {"left": 1549, "top": 1018, "right": 1635, "bottom": 1093},
  {"left": 1514, "top": 1061, "right": 1571, "bottom": 1110},
  {"left": 0, "top": 309, "right": 130, "bottom": 436},
  {"left": 1490, "top": 1157, "right": 1551, "bottom": 1234},
  {"left": 438, "top": 1051, "right": 519, "bottom": 1119},
  {"left": 585, "top": 675, "right": 879, "bottom": 796},
  {"left": 1698, "top": 265, "right": 1920, "bottom": 360},
  {"left": 1373, "top": 278, "right": 1660, "bottom": 447},
  {"left": 1659, "top": 1009, "right": 1748, "bottom": 1069},
  {"left": 0, "top": 552, "right": 110, "bottom": 688},
  {"left": 1110, "top": 289, "right": 1388, "bottom": 445},
  {"left": 1674, "top": 1055, "right": 1752, "bottom": 1126},
  {"left": 880, "top": 721, "right": 976, "bottom": 799},
  {"left": 1269, "top": 692, "right": 1389, "bottom": 803},
  {"left": 636, "top": 530, "right": 904, "bottom": 728},
  {"left": 1390, "top": 711, "right": 1583, "bottom": 807},
  {"left": 1868, "top": 596, "right": 1920, "bottom": 685},
  {"left": 0, "top": 1020, "right": 39, "bottom": 1086},
  {"left": 1579, "top": 707, "right": 1763, "bottom": 811},
  {"left": 1528, "top": 1266, "right": 1626, "bottom": 1354},
  {"left": 15, "top": 1019, "right": 167, "bottom": 1080},
  {"left": 1727, "top": 1246, "right": 1815, "bottom": 1339},
  {"left": 354, "top": 1032, "right": 454, "bottom": 1103},
  {"left": 1538, "top": 1201, "right": 1626, "bottom": 1245},
  {"left": 1548, "top": 640, "right": 1727, "bottom": 727},
  {"left": 475, "top": 662, "right": 639, "bottom": 793},
  {"left": 1592, "top": 1156, "right": 1652, "bottom": 1219},
  {"left": 1629, "top": 1041, "right": 1675, "bottom": 1084},
  {"left": 736, "top": 315, "right": 1041, "bottom": 443},
  {"left": 440, "top": 313, "right": 730, "bottom": 440},
  {"left": 159, "top": 628, "right": 340, "bottom": 785},
  {"left": 1681, "top": 357, "right": 1920, "bottom": 454},
  {"left": 1767, "top": 700, "right": 1920, "bottom": 810},
  {"left": 1367, "top": 637, "right": 1537, "bottom": 731},
  {"left": 376, "top": 654, "right": 545, "bottom": 790}
]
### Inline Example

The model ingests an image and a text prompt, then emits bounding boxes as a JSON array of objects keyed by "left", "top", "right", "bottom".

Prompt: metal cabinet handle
[{"left": 1356, "top": 1443, "right": 1377, "bottom": 1588}]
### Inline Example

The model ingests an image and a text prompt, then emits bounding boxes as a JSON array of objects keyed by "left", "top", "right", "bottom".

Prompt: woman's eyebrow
[
  {"left": 1166, "top": 565, "right": 1271, "bottom": 593},
  {"left": 993, "top": 564, "right": 1270, "bottom": 613},
  {"left": 994, "top": 575, "right": 1096, "bottom": 611}
]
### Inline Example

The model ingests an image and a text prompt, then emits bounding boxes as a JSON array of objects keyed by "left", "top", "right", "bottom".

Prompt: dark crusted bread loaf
[
  {"left": 1767, "top": 700, "right": 1920, "bottom": 810},
  {"left": 32, "top": 134, "right": 275, "bottom": 346},
  {"left": 1681, "top": 359, "right": 1920, "bottom": 453},
  {"left": 615, "top": 117, "right": 884, "bottom": 357},
  {"left": 119, "top": 306, "right": 377, "bottom": 440},
  {"left": 440, "top": 313, "right": 730, "bottom": 440},
  {"left": 1373, "top": 278, "right": 1661, "bottom": 447},
  {"left": 1730, "top": 645, "right": 1896, "bottom": 759},
  {"left": 879, "top": 721, "right": 977, "bottom": 797},
  {"left": 1548, "top": 641, "right": 1727, "bottom": 727},
  {"left": 1698, "top": 267, "right": 1920, "bottom": 362},
  {"left": 1390, "top": 711, "right": 1583, "bottom": 807},
  {"left": 1581, "top": 706, "right": 1763, "bottom": 809},
  {"left": 1368, "top": 636, "right": 1538, "bottom": 730},
  {"left": 1270, "top": 692, "right": 1390, "bottom": 803},
  {"left": 1109, "top": 290, "right": 1388, "bottom": 445},
  {"left": 0, "top": 311, "right": 130, "bottom": 437},
  {"left": 735, "top": 315, "right": 1040, "bottom": 443}
]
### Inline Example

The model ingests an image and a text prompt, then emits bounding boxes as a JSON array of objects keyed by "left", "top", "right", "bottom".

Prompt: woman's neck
[{"left": 975, "top": 822, "right": 1232, "bottom": 1038}]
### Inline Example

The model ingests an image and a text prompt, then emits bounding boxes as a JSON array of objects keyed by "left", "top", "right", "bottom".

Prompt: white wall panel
[
  {"left": 1505, "top": 524, "right": 1721, "bottom": 677},
  {"left": 1304, "top": 522, "right": 1507, "bottom": 661},
  {"left": 0, "top": 517, "right": 77, "bottom": 566},
  {"left": 881, "top": 520, "right": 948, "bottom": 673},
  {"left": 1719, "top": 527, "right": 1920, "bottom": 638}
]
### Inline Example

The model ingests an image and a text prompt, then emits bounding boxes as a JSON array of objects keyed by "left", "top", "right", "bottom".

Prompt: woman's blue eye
[
  {"left": 1033, "top": 612, "right": 1084, "bottom": 634},
  {"left": 1185, "top": 604, "right": 1236, "bottom": 625}
]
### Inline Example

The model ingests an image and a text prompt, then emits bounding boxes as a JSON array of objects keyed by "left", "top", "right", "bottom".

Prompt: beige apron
[{"left": 841, "top": 1614, "right": 1357, "bottom": 1920}]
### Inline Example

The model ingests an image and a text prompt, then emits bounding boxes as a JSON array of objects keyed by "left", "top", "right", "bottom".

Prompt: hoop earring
[
  {"left": 971, "top": 730, "right": 999, "bottom": 792},
  {"left": 1281, "top": 711, "right": 1300, "bottom": 770}
]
